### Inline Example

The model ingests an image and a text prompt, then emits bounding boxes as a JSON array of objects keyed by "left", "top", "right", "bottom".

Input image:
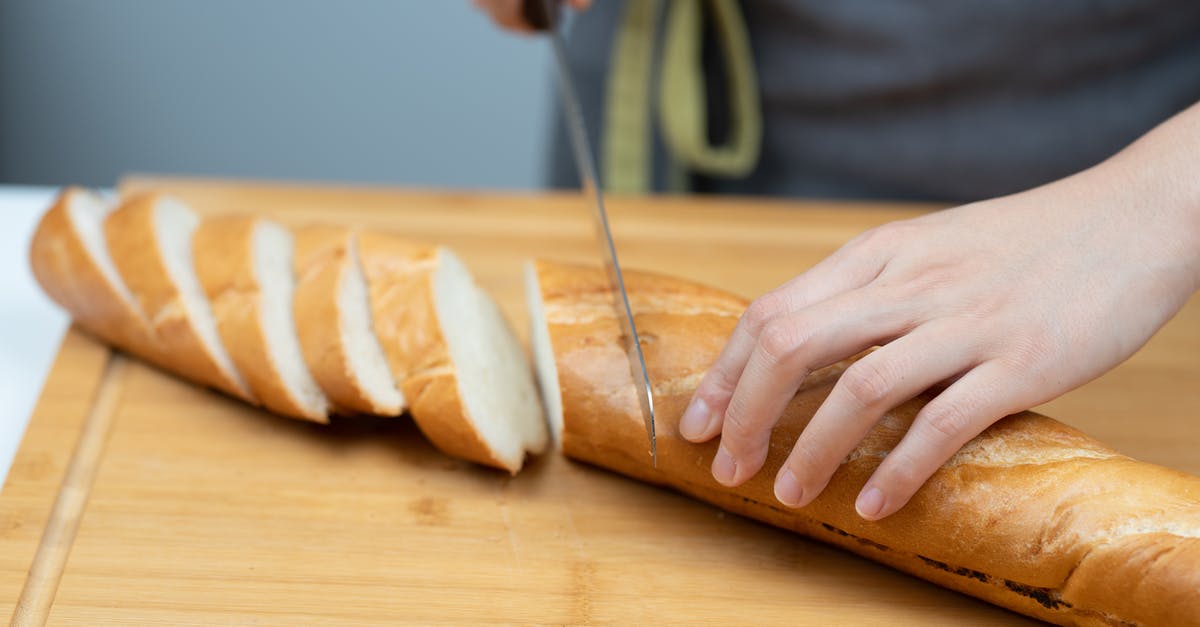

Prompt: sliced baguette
[
  {"left": 30, "top": 192, "right": 547, "bottom": 472},
  {"left": 104, "top": 194, "right": 254, "bottom": 402},
  {"left": 359, "top": 233, "right": 547, "bottom": 474},
  {"left": 194, "top": 216, "right": 329, "bottom": 422},
  {"left": 526, "top": 258, "right": 1200, "bottom": 627},
  {"left": 292, "top": 226, "right": 403, "bottom": 416},
  {"left": 28, "top": 187, "right": 159, "bottom": 361}
]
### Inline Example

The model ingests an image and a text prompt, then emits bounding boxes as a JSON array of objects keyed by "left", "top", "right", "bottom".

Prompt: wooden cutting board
[{"left": 3, "top": 177, "right": 1197, "bottom": 625}]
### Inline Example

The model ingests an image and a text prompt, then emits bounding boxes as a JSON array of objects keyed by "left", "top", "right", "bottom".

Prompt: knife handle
[{"left": 521, "top": 0, "right": 558, "bottom": 31}]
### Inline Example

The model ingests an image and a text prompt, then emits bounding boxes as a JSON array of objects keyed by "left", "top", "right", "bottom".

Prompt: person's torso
[
  {"left": 552, "top": 0, "right": 1200, "bottom": 201},
  {"left": 730, "top": 0, "right": 1200, "bottom": 200}
]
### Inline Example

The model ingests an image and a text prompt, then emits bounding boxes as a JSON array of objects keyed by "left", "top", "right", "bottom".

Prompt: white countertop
[{"left": 0, "top": 186, "right": 70, "bottom": 487}]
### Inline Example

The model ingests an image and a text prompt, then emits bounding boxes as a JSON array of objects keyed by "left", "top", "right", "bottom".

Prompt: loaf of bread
[
  {"left": 29, "top": 188, "right": 546, "bottom": 474},
  {"left": 525, "top": 259, "right": 1200, "bottom": 627}
]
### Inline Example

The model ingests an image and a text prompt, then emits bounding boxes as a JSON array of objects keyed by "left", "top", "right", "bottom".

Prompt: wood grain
[
  {"left": 1, "top": 176, "right": 1196, "bottom": 625},
  {"left": 12, "top": 356, "right": 127, "bottom": 626},
  {"left": 0, "top": 333, "right": 111, "bottom": 623}
]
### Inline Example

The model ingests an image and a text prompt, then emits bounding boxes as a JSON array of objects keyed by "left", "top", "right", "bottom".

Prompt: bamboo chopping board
[{"left": 2, "top": 177, "right": 1197, "bottom": 626}]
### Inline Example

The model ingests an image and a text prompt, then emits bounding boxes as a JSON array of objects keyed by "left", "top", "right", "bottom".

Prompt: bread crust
[
  {"left": 292, "top": 226, "right": 401, "bottom": 416},
  {"left": 195, "top": 216, "right": 327, "bottom": 422},
  {"left": 28, "top": 188, "right": 159, "bottom": 361},
  {"left": 105, "top": 193, "right": 254, "bottom": 402},
  {"left": 358, "top": 234, "right": 517, "bottom": 473},
  {"left": 533, "top": 259, "right": 1200, "bottom": 627}
]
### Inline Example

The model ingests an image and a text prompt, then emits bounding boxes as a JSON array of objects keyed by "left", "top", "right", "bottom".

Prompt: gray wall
[{"left": 0, "top": 1, "right": 554, "bottom": 189}]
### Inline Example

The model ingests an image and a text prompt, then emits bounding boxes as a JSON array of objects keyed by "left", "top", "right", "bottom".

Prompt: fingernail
[
  {"left": 774, "top": 469, "right": 804, "bottom": 508},
  {"left": 712, "top": 446, "right": 738, "bottom": 486},
  {"left": 856, "top": 486, "right": 886, "bottom": 520},
  {"left": 679, "top": 397, "right": 715, "bottom": 441}
]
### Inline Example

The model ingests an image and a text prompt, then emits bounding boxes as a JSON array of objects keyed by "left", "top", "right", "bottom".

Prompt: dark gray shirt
[{"left": 550, "top": 0, "right": 1200, "bottom": 202}]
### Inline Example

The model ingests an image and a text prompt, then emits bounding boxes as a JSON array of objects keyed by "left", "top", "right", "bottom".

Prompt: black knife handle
[{"left": 521, "top": 0, "right": 558, "bottom": 31}]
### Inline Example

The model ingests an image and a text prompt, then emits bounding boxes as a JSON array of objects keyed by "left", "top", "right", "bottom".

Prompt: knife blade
[{"left": 524, "top": 0, "right": 657, "bottom": 465}]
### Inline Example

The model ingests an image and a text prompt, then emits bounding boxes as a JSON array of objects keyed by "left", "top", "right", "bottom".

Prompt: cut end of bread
[
  {"left": 524, "top": 260, "right": 564, "bottom": 447},
  {"left": 253, "top": 221, "right": 330, "bottom": 421},
  {"left": 29, "top": 187, "right": 160, "bottom": 359},
  {"left": 342, "top": 233, "right": 405, "bottom": 414},
  {"left": 153, "top": 197, "right": 254, "bottom": 401},
  {"left": 66, "top": 189, "right": 134, "bottom": 308},
  {"left": 432, "top": 249, "right": 547, "bottom": 473}
]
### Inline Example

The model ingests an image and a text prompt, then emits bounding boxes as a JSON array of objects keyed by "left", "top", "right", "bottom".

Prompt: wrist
[{"left": 1089, "top": 108, "right": 1200, "bottom": 293}]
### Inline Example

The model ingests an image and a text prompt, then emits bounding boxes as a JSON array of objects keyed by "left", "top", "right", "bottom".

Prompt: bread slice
[
  {"left": 359, "top": 233, "right": 547, "bottom": 474},
  {"left": 104, "top": 194, "right": 254, "bottom": 402},
  {"left": 28, "top": 187, "right": 159, "bottom": 360},
  {"left": 526, "top": 258, "right": 1200, "bottom": 627},
  {"left": 292, "top": 226, "right": 403, "bottom": 416},
  {"left": 524, "top": 261, "right": 565, "bottom": 446},
  {"left": 194, "top": 216, "right": 330, "bottom": 422}
]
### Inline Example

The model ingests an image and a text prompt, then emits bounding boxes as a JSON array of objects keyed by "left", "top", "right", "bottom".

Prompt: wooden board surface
[{"left": 2, "top": 177, "right": 1197, "bottom": 625}]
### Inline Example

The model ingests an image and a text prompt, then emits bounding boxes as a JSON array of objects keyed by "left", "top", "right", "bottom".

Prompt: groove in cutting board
[{"left": 11, "top": 354, "right": 127, "bottom": 627}]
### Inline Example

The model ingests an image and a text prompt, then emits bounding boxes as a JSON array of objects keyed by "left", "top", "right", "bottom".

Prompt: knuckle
[
  {"left": 721, "top": 408, "right": 770, "bottom": 459},
  {"left": 722, "top": 428, "right": 764, "bottom": 460},
  {"left": 875, "top": 261, "right": 959, "bottom": 305},
  {"left": 839, "top": 359, "right": 895, "bottom": 409},
  {"left": 701, "top": 364, "right": 739, "bottom": 398},
  {"left": 723, "top": 412, "right": 747, "bottom": 438},
  {"left": 852, "top": 219, "right": 921, "bottom": 252},
  {"left": 787, "top": 438, "right": 829, "bottom": 479},
  {"left": 741, "top": 299, "right": 773, "bottom": 332},
  {"left": 742, "top": 291, "right": 788, "bottom": 332},
  {"left": 906, "top": 262, "right": 959, "bottom": 294},
  {"left": 1002, "top": 332, "right": 1059, "bottom": 370},
  {"left": 879, "top": 450, "right": 926, "bottom": 489},
  {"left": 732, "top": 439, "right": 769, "bottom": 462},
  {"left": 722, "top": 399, "right": 755, "bottom": 439},
  {"left": 758, "top": 319, "right": 805, "bottom": 365},
  {"left": 849, "top": 224, "right": 894, "bottom": 250},
  {"left": 921, "top": 401, "right": 970, "bottom": 440}
]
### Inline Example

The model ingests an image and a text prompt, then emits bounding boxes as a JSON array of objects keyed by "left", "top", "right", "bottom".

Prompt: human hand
[
  {"left": 678, "top": 126, "right": 1200, "bottom": 521},
  {"left": 471, "top": 0, "right": 591, "bottom": 34}
]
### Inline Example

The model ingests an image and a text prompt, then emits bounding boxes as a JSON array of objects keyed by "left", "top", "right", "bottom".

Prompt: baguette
[
  {"left": 31, "top": 191, "right": 548, "bottom": 472},
  {"left": 194, "top": 216, "right": 330, "bottom": 422},
  {"left": 526, "top": 259, "right": 1200, "bottom": 627},
  {"left": 291, "top": 226, "right": 403, "bottom": 416},
  {"left": 360, "top": 234, "right": 548, "bottom": 474},
  {"left": 105, "top": 193, "right": 254, "bottom": 402}
]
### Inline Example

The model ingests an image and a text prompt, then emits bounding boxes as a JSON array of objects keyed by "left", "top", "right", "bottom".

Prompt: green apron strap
[
  {"left": 658, "top": 0, "right": 762, "bottom": 180},
  {"left": 602, "top": 0, "right": 662, "bottom": 194},
  {"left": 602, "top": 0, "right": 761, "bottom": 194}
]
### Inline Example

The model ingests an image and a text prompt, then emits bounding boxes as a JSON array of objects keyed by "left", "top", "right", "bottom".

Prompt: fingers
[
  {"left": 474, "top": 0, "right": 533, "bottom": 33},
  {"left": 679, "top": 248, "right": 887, "bottom": 444},
  {"left": 707, "top": 287, "right": 917, "bottom": 486},
  {"left": 773, "top": 320, "right": 980, "bottom": 508},
  {"left": 474, "top": 0, "right": 593, "bottom": 33},
  {"left": 853, "top": 359, "right": 1029, "bottom": 520}
]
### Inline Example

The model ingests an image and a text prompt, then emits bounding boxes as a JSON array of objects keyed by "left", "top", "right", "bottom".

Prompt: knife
[{"left": 523, "top": 0, "right": 658, "bottom": 466}]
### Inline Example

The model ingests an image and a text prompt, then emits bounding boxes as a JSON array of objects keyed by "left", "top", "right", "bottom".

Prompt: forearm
[{"left": 1087, "top": 101, "right": 1200, "bottom": 293}]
